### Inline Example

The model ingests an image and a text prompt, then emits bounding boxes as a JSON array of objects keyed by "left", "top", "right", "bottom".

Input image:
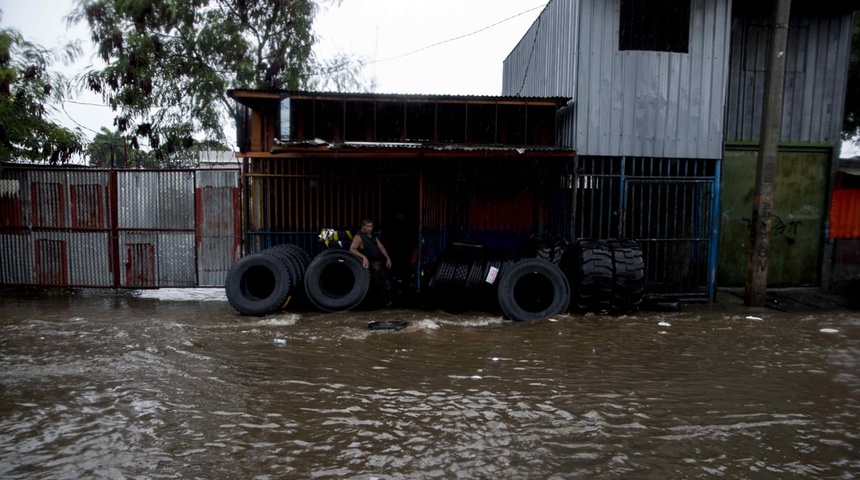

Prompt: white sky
[
  {"left": 2, "top": 0, "right": 858, "bottom": 157},
  {"left": 1, "top": 0, "right": 546, "bottom": 146}
]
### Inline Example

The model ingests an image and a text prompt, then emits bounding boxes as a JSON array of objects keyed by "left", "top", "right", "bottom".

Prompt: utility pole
[{"left": 745, "top": 0, "right": 792, "bottom": 306}]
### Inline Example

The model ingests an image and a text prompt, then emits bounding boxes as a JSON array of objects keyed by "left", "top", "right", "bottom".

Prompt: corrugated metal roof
[
  {"left": 270, "top": 139, "right": 575, "bottom": 155},
  {"left": 228, "top": 89, "right": 572, "bottom": 105}
]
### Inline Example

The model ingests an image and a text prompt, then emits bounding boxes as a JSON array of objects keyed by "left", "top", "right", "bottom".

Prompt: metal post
[{"left": 745, "top": 0, "right": 792, "bottom": 306}]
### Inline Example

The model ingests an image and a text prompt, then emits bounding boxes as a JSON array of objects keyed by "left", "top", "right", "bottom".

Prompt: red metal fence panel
[
  {"left": 0, "top": 166, "right": 240, "bottom": 288},
  {"left": 829, "top": 188, "right": 860, "bottom": 238}
]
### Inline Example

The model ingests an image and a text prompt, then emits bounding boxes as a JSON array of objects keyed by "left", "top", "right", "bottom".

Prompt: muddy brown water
[{"left": 0, "top": 288, "right": 858, "bottom": 479}]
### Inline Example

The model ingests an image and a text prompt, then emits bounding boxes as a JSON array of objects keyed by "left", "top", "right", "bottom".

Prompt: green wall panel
[{"left": 718, "top": 149, "right": 827, "bottom": 286}]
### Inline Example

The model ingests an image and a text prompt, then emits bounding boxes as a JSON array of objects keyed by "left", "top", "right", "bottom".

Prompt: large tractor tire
[
  {"left": 563, "top": 239, "right": 613, "bottom": 314},
  {"left": 225, "top": 253, "right": 294, "bottom": 316},
  {"left": 608, "top": 239, "right": 646, "bottom": 314},
  {"left": 304, "top": 249, "right": 370, "bottom": 312},
  {"left": 497, "top": 258, "right": 571, "bottom": 322}
]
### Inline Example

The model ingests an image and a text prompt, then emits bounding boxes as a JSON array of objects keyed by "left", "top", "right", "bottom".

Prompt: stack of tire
[
  {"left": 424, "top": 239, "right": 571, "bottom": 322},
  {"left": 424, "top": 243, "right": 518, "bottom": 314},
  {"left": 561, "top": 238, "right": 645, "bottom": 314},
  {"left": 225, "top": 244, "right": 311, "bottom": 316}
]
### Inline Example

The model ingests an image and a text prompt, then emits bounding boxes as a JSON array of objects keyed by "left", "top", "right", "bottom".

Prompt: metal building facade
[
  {"left": 502, "top": 0, "right": 733, "bottom": 160},
  {"left": 725, "top": 6, "right": 854, "bottom": 143}
]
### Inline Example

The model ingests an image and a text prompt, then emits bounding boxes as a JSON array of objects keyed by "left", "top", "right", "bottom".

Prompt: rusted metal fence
[{"left": 0, "top": 165, "right": 240, "bottom": 288}]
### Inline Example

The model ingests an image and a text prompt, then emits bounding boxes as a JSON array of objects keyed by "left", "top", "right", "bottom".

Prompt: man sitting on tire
[{"left": 350, "top": 218, "right": 394, "bottom": 308}]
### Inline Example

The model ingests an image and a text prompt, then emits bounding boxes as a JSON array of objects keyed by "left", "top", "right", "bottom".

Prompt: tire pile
[
  {"left": 225, "top": 237, "right": 646, "bottom": 321},
  {"left": 224, "top": 244, "right": 311, "bottom": 316},
  {"left": 424, "top": 236, "right": 645, "bottom": 321},
  {"left": 226, "top": 244, "right": 373, "bottom": 316}
]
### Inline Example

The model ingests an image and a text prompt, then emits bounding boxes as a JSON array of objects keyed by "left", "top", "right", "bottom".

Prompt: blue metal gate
[{"left": 571, "top": 156, "right": 720, "bottom": 300}]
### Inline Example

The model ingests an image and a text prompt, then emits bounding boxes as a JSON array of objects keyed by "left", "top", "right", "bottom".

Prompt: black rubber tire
[
  {"left": 225, "top": 253, "right": 293, "bottom": 316},
  {"left": 497, "top": 258, "right": 571, "bottom": 322},
  {"left": 563, "top": 239, "right": 613, "bottom": 314},
  {"left": 465, "top": 258, "right": 485, "bottom": 293},
  {"left": 266, "top": 245, "right": 312, "bottom": 308},
  {"left": 608, "top": 239, "right": 646, "bottom": 314},
  {"left": 273, "top": 243, "right": 311, "bottom": 273},
  {"left": 261, "top": 248, "right": 302, "bottom": 290},
  {"left": 453, "top": 259, "right": 470, "bottom": 287},
  {"left": 304, "top": 249, "right": 370, "bottom": 312}
]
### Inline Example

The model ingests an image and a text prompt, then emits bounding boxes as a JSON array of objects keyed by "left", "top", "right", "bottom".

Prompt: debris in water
[
  {"left": 548, "top": 318, "right": 558, "bottom": 323},
  {"left": 273, "top": 338, "right": 287, "bottom": 347},
  {"left": 820, "top": 328, "right": 839, "bottom": 334},
  {"left": 368, "top": 321, "right": 408, "bottom": 331},
  {"left": 746, "top": 316, "right": 763, "bottom": 321},
  {"left": 658, "top": 321, "right": 671, "bottom": 327}
]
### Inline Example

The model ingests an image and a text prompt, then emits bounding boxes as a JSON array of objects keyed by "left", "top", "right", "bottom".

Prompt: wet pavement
[{"left": 0, "top": 287, "right": 858, "bottom": 479}]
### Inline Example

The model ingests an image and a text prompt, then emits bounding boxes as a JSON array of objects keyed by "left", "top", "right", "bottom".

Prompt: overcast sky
[
  {"left": 1, "top": 0, "right": 545, "bottom": 146},
  {"left": 2, "top": 0, "right": 858, "bottom": 157}
]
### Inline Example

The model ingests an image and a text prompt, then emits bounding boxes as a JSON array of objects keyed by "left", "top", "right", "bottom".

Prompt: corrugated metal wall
[
  {"left": 829, "top": 189, "right": 860, "bottom": 239},
  {"left": 0, "top": 166, "right": 240, "bottom": 288},
  {"left": 502, "top": 0, "right": 578, "bottom": 98},
  {"left": 503, "top": 0, "right": 733, "bottom": 160},
  {"left": 725, "top": 12, "right": 853, "bottom": 143}
]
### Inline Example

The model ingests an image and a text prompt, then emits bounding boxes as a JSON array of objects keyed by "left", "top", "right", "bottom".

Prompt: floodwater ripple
[{"left": 0, "top": 289, "right": 858, "bottom": 479}]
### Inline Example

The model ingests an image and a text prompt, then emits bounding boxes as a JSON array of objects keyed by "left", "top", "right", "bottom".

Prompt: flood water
[{"left": 1, "top": 288, "right": 858, "bottom": 479}]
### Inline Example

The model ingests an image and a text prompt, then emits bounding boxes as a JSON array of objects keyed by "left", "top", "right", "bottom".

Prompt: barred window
[{"left": 619, "top": 0, "right": 691, "bottom": 53}]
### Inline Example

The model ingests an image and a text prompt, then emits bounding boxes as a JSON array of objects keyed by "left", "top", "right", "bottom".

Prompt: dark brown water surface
[{"left": 1, "top": 289, "right": 858, "bottom": 479}]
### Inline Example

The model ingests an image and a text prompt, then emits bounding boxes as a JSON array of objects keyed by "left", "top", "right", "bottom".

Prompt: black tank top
[{"left": 357, "top": 231, "right": 384, "bottom": 261}]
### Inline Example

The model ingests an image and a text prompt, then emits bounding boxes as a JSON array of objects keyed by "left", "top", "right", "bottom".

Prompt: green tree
[
  {"left": 0, "top": 15, "right": 85, "bottom": 164},
  {"left": 87, "top": 127, "right": 133, "bottom": 167},
  {"left": 68, "top": 0, "right": 362, "bottom": 164},
  {"left": 843, "top": 13, "right": 860, "bottom": 147}
]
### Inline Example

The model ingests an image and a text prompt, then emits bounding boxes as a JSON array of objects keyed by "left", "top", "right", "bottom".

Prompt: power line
[
  {"left": 61, "top": 102, "right": 103, "bottom": 136},
  {"left": 307, "top": 3, "right": 548, "bottom": 77},
  {"left": 372, "top": 4, "right": 548, "bottom": 65},
  {"left": 64, "top": 99, "right": 112, "bottom": 108},
  {"left": 517, "top": 14, "right": 543, "bottom": 96}
]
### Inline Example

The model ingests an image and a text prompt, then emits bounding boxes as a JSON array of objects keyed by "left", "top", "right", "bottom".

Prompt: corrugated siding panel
[
  {"left": 118, "top": 171, "right": 194, "bottom": 229},
  {"left": 829, "top": 189, "right": 860, "bottom": 239},
  {"left": 505, "top": 0, "right": 732, "bottom": 159},
  {"left": 575, "top": 0, "right": 731, "bottom": 159},
  {"left": 119, "top": 231, "right": 196, "bottom": 287},
  {"left": 726, "top": 12, "right": 853, "bottom": 143},
  {"left": 196, "top": 170, "right": 241, "bottom": 286},
  {"left": 502, "top": 0, "right": 578, "bottom": 97},
  {"left": 67, "top": 232, "right": 113, "bottom": 286},
  {"left": 0, "top": 233, "right": 34, "bottom": 284}
]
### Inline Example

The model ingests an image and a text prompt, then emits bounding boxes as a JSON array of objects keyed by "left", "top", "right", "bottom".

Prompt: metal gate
[
  {"left": 0, "top": 165, "right": 240, "bottom": 288},
  {"left": 571, "top": 156, "right": 720, "bottom": 300}
]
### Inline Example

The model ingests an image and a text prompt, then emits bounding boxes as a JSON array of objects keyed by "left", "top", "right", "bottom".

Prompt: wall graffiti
[{"left": 741, "top": 214, "right": 803, "bottom": 238}]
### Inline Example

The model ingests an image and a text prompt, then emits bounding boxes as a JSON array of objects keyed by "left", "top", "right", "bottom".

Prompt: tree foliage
[
  {"left": 69, "top": 0, "right": 362, "bottom": 163},
  {"left": 842, "top": 13, "right": 860, "bottom": 146},
  {"left": 0, "top": 16, "right": 85, "bottom": 164}
]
